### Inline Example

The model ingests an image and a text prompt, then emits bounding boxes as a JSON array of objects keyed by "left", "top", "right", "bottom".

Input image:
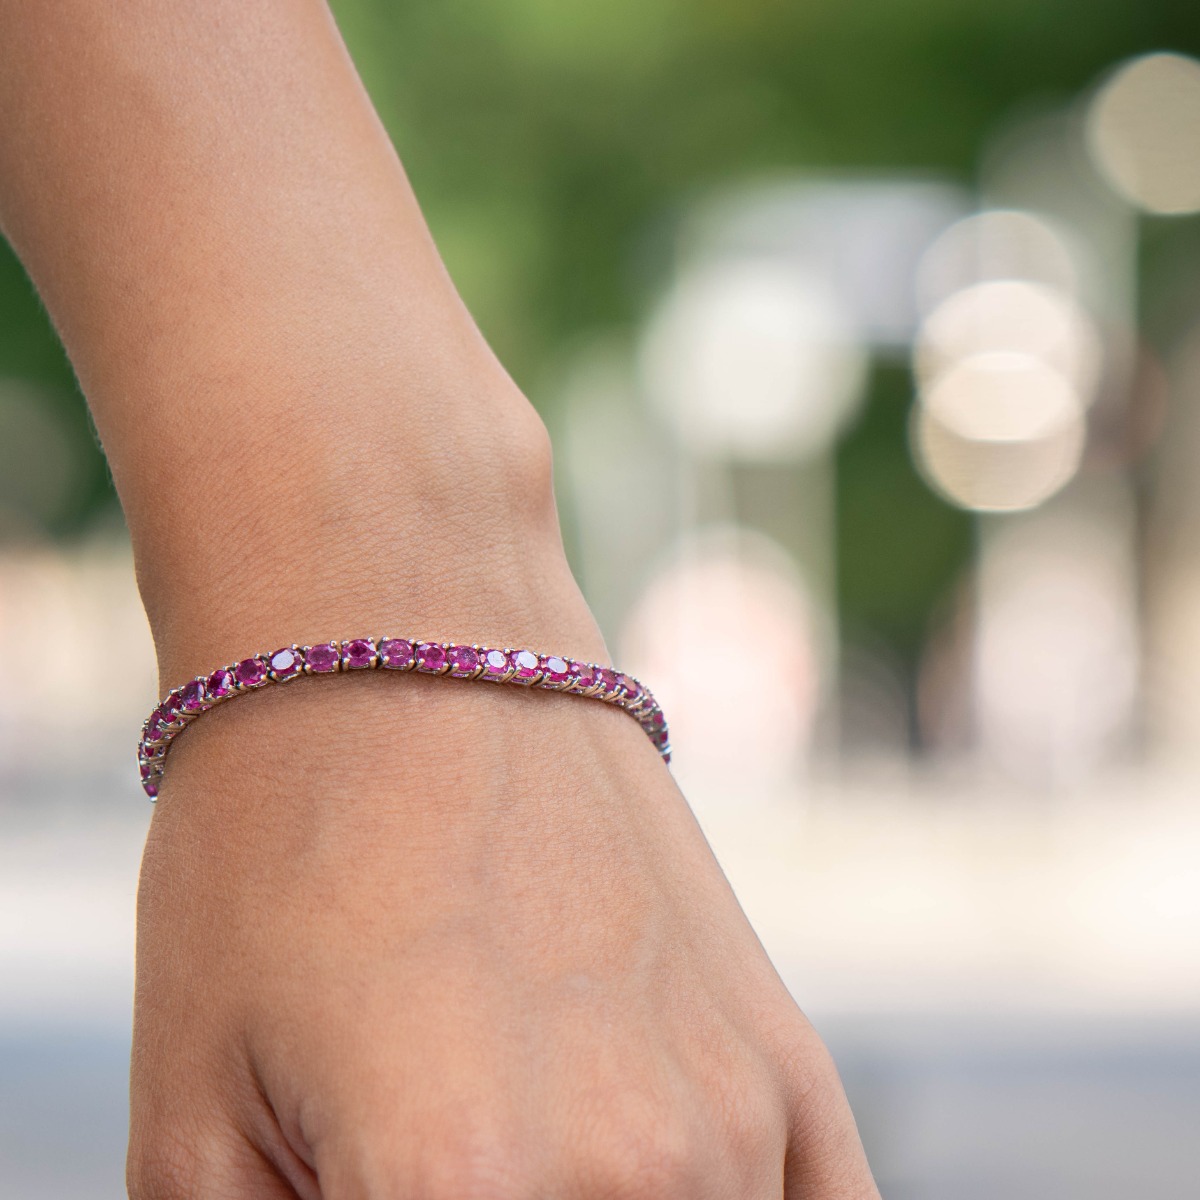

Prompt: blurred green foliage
[
  {"left": 336, "top": 0, "right": 1199, "bottom": 375},
  {"left": 0, "top": 0, "right": 1196, "bottom": 656}
]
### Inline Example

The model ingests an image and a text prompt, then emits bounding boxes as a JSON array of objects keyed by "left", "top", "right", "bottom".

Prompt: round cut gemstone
[
  {"left": 617, "top": 673, "right": 642, "bottom": 705},
  {"left": 416, "top": 642, "right": 448, "bottom": 672},
  {"left": 155, "top": 698, "right": 182, "bottom": 733},
  {"left": 145, "top": 714, "right": 164, "bottom": 741},
  {"left": 306, "top": 642, "right": 339, "bottom": 673},
  {"left": 571, "top": 661, "right": 596, "bottom": 690},
  {"left": 540, "top": 655, "right": 570, "bottom": 685},
  {"left": 342, "top": 639, "right": 376, "bottom": 669},
  {"left": 180, "top": 679, "right": 207, "bottom": 711},
  {"left": 144, "top": 780, "right": 159, "bottom": 799},
  {"left": 379, "top": 638, "right": 415, "bottom": 669},
  {"left": 595, "top": 668, "right": 619, "bottom": 694},
  {"left": 207, "top": 667, "right": 235, "bottom": 698},
  {"left": 646, "top": 708, "right": 666, "bottom": 730},
  {"left": 269, "top": 647, "right": 302, "bottom": 678},
  {"left": 447, "top": 645, "right": 480, "bottom": 675},
  {"left": 482, "top": 649, "right": 508, "bottom": 678},
  {"left": 235, "top": 657, "right": 268, "bottom": 687},
  {"left": 510, "top": 649, "right": 540, "bottom": 681}
]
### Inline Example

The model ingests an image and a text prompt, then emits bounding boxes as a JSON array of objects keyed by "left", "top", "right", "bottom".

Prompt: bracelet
[{"left": 137, "top": 637, "right": 670, "bottom": 799}]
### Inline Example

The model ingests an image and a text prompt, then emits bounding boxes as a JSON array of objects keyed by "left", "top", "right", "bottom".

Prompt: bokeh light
[
  {"left": 915, "top": 280, "right": 1101, "bottom": 400},
  {"left": 923, "top": 354, "right": 1083, "bottom": 443},
  {"left": 909, "top": 204, "right": 1105, "bottom": 514},
  {"left": 1087, "top": 52, "right": 1200, "bottom": 214},
  {"left": 619, "top": 527, "right": 821, "bottom": 788},
  {"left": 639, "top": 257, "right": 867, "bottom": 461},
  {"left": 689, "top": 179, "right": 969, "bottom": 349},
  {"left": 916, "top": 209, "right": 1080, "bottom": 314},
  {"left": 912, "top": 367, "right": 1086, "bottom": 512},
  {"left": 975, "top": 508, "right": 1139, "bottom": 784},
  {"left": 0, "top": 541, "right": 154, "bottom": 769}
]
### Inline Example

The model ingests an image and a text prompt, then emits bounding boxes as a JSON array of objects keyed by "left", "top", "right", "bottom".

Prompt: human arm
[{"left": 0, "top": 2, "right": 878, "bottom": 1196}]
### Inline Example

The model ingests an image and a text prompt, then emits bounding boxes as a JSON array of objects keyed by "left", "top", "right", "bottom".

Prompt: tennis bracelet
[{"left": 137, "top": 637, "right": 670, "bottom": 799}]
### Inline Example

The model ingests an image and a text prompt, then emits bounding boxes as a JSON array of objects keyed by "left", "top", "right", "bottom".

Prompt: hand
[{"left": 127, "top": 618, "right": 879, "bottom": 1198}]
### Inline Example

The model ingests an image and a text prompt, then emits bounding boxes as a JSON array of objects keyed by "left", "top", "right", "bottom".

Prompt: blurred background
[{"left": 3, "top": 2, "right": 1200, "bottom": 1196}]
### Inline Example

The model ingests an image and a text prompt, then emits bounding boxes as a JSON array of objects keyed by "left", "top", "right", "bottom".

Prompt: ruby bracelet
[{"left": 137, "top": 637, "right": 670, "bottom": 799}]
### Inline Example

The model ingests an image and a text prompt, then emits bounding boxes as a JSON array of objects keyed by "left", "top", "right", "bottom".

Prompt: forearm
[{"left": 0, "top": 0, "right": 576, "bottom": 680}]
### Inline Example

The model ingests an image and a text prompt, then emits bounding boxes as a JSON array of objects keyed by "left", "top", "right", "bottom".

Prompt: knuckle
[
  {"left": 692, "top": 1033, "right": 790, "bottom": 1168},
  {"left": 412, "top": 1156, "right": 524, "bottom": 1200},
  {"left": 778, "top": 1037, "right": 868, "bottom": 1167},
  {"left": 127, "top": 1128, "right": 205, "bottom": 1200},
  {"left": 779, "top": 1025, "right": 846, "bottom": 1106},
  {"left": 577, "top": 1109, "right": 698, "bottom": 1198},
  {"left": 337, "top": 1118, "right": 524, "bottom": 1200},
  {"left": 719, "top": 1087, "right": 788, "bottom": 1165},
  {"left": 414, "top": 1119, "right": 523, "bottom": 1199}
]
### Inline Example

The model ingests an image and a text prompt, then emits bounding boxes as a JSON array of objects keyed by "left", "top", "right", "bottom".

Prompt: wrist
[{"left": 133, "top": 384, "right": 605, "bottom": 684}]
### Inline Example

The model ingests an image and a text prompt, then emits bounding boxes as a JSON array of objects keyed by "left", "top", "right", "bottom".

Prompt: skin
[{"left": 0, "top": 2, "right": 880, "bottom": 1196}]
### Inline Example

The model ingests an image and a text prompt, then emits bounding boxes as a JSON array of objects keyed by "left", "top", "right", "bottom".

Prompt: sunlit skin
[{"left": 0, "top": 3, "right": 879, "bottom": 1196}]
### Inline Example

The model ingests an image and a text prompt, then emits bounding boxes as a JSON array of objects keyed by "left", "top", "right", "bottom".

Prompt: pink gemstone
[
  {"left": 342, "top": 639, "right": 376, "bottom": 669},
  {"left": 145, "top": 714, "right": 163, "bottom": 740},
  {"left": 416, "top": 642, "right": 448, "bottom": 672},
  {"left": 595, "top": 668, "right": 619, "bottom": 694},
  {"left": 509, "top": 649, "right": 540, "bottom": 681},
  {"left": 617, "top": 673, "right": 642, "bottom": 705},
  {"left": 540, "top": 655, "right": 570, "bottom": 684},
  {"left": 447, "top": 645, "right": 480, "bottom": 675},
  {"left": 139, "top": 761, "right": 153, "bottom": 780},
  {"left": 647, "top": 709, "right": 665, "bottom": 729},
  {"left": 379, "top": 638, "right": 415, "bottom": 669},
  {"left": 180, "top": 679, "right": 207, "bottom": 712},
  {"left": 235, "top": 657, "right": 267, "bottom": 687},
  {"left": 482, "top": 648, "right": 508, "bottom": 678},
  {"left": 144, "top": 780, "right": 159, "bottom": 799},
  {"left": 161, "top": 693, "right": 183, "bottom": 721},
  {"left": 306, "top": 642, "right": 339, "bottom": 673},
  {"left": 207, "top": 667, "right": 235, "bottom": 698},
  {"left": 571, "top": 661, "right": 596, "bottom": 689},
  {"left": 269, "top": 647, "right": 302, "bottom": 678}
]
